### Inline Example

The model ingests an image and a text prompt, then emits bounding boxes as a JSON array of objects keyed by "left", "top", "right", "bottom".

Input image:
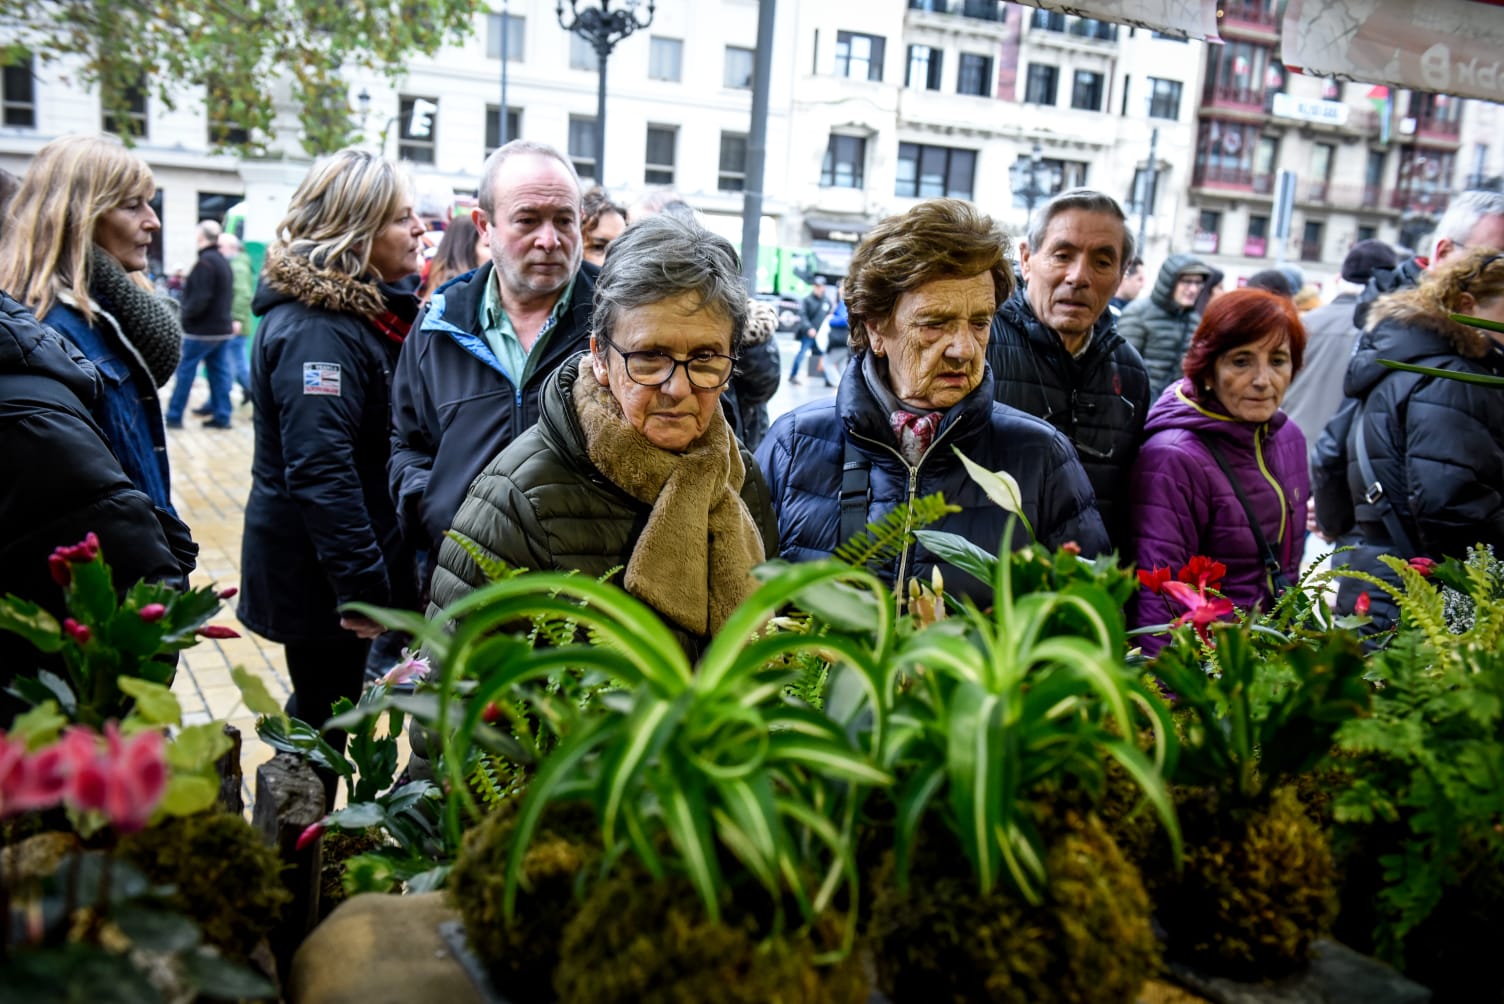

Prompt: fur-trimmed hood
[
  {"left": 252, "top": 245, "right": 388, "bottom": 319},
  {"left": 1364, "top": 293, "right": 1494, "bottom": 358},
  {"left": 1347, "top": 293, "right": 1504, "bottom": 398}
]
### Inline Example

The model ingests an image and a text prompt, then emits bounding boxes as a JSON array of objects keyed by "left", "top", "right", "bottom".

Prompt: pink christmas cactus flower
[
  {"left": 378, "top": 648, "right": 432, "bottom": 687},
  {"left": 1161, "top": 579, "right": 1236, "bottom": 644}
]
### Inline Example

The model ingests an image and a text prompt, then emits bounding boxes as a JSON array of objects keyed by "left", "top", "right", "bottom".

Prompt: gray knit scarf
[{"left": 89, "top": 246, "right": 183, "bottom": 387}]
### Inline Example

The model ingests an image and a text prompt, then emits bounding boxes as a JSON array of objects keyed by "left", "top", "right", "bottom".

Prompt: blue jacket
[
  {"left": 755, "top": 357, "right": 1108, "bottom": 605},
  {"left": 43, "top": 300, "right": 176, "bottom": 515},
  {"left": 388, "top": 261, "right": 597, "bottom": 557}
]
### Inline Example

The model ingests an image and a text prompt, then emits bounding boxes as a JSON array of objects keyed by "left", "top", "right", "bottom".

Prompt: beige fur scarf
[{"left": 573, "top": 373, "right": 763, "bottom": 637}]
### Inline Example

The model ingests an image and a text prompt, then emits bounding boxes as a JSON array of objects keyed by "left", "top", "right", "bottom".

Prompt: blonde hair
[
  {"left": 274, "top": 148, "right": 413, "bottom": 277},
  {"left": 1393, "top": 246, "right": 1504, "bottom": 319},
  {"left": 0, "top": 134, "right": 156, "bottom": 324}
]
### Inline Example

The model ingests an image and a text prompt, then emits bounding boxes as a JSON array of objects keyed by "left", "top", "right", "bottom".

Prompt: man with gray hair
[
  {"left": 987, "top": 188, "right": 1151, "bottom": 546},
  {"left": 165, "top": 218, "right": 236, "bottom": 429},
  {"left": 1354, "top": 188, "right": 1504, "bottom": 327},
  {"left": 390, "top": 139, "right": 596, "bottom": 584}
]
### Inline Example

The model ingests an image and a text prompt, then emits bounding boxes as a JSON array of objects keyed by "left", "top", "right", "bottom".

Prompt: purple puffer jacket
[{"left": 1128, "top": 379, "right": 1309, "bottom": 654}]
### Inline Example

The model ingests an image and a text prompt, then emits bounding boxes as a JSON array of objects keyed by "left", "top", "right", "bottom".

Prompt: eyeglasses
[
  {"left": 600, "top": 335, "right": 737, "bottom": 389},
  {"left": 1460, "top": 252, "right": 1504, "bottom": 292}
]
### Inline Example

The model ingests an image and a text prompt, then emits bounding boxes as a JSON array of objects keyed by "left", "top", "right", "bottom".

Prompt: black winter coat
[
  {"left": 388, "top": 262, "right": 597, "bottom": 558},
  {"left": 1117, "top": 253, "right": 1205, "bottom": 398},
  {"left": 1352, "top": 258, "right": 1425, "bottom": 330},
  {"left": 755, "top": 355, "right": 1109, "bottom": 606},
  {"left": 430, "top": 355, "right": 778, "bottom": 654},
  {"left": 0, "top": 293, "right": 193, "bottom": 719},
  {"left": 180, "top": 245, "right": 235, "bottom": 337},
  {"left": 1313, "top": 296, "right": 1504, "bottom": 626},
  {"left": 987, "top": 290, "right": 1150, "bottom": 547},
  {"left": 238, "top": 250, "right": 421, "bottom": 644}
]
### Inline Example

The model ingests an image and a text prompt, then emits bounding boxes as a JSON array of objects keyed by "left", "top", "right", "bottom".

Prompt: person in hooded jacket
[
  {"left": 1128, "top": 289, "right": 1309, "bottom": 656},
  {"left": 1117, "top": 253, "right": 1213, "bottom": 398},
  {"left": 1314, "top": 249, "right": 1504, "bottom": 629},
  {"left": 757, "top": 199, "right": 1108, "bottom": 608},
  {"left": 238, "top": 149, "right": 426, "bottom": 763},
  {"left": 0, "top": 291, "right": 190, "bottom": 724}
]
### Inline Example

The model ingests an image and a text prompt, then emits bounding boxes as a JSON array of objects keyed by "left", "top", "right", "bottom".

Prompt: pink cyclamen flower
[
  {"left": 1408, "top": 557, "right": 1436, "bottom": 578},
  {"left": 62, "top": 723, "right": 167, "bottom": 833},
  {"left": 1162, "top": 579, "right": 1236, "bottom": 644},
  {"left": 296, "top": 821, "right": 326, "bottom": 852},
  {"left": 196, "top": 625, "right": 240, "bottom": 639},
  {"left": 138, "top": 603, "right": 167, "bottom": 623},
  {"left": 378, "top": 648, "right": 431, "bottom": 687}
]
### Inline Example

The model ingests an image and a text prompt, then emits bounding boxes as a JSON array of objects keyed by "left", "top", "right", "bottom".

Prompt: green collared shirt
[{"left": 478, "top": 270, "right": 577, "bottom": 385}]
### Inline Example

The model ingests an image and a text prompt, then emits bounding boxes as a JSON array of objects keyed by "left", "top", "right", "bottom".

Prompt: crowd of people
[{"left": 2, "top": 131, "right": 1503, "bottom": 754}]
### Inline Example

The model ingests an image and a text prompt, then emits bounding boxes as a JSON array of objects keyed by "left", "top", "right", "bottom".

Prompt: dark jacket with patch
[
  {"left": 987, "top": 290, "right": 1150, "bottom": 548},
  {"left": 0, "top": 293, "right": 192, "bottom": 720},
  {"left": 1117, "top": 253, "right": 1205, "bottom": 398},
  {"left": 388, "top": 262, "right": 597, "bottom": 560},
  {"left": 237, "top": 249, "right": 421, "bottom": 643},
  {"left": 1315, "top": 295, "right": 1504, "bottom": 626},
  {"left": 755, "top": 357, "right": 1108, "bottom": 606}
]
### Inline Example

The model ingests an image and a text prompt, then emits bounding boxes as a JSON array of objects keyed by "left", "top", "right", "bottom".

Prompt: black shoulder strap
[
  {"left": 1200, "top": 437, "right": 1286, "bottom": 589},
  {"left": 839, "top": 438, "right": 870, "bottom": 545},
  {"left": 1353, "top": 407, "right": 1419, "bottom": 556}
]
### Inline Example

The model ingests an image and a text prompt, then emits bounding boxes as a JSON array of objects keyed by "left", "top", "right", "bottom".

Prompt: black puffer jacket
[
  {"left": 1117, "top": 253, "right": 1206, "bottom": 397},
  {"left": 429, "top": 355, "right": 778, "bottom": 653},
  {"left": 1317, "top": 295, "right": 1504, "bottom": 626},
  {"left": 0, "top": 292, "right": 193, "bottom": 718},
  {"left": 987, "top": 290, "right": 1150, "bottom": 547},
  {"left": 1352, "top": 257, "right": 1425, "bottom": 330},
  {"left": 238, "top": 250, "right": 421, "bottom": 644},
  {"left": 388, "top": 262, "right": 597, "bottom": 558}
]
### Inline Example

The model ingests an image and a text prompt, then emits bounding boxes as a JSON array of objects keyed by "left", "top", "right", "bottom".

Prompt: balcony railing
[
  {"left": 1205, "top": 84, "right": 1265, "bottom": 108},
  {"left": 1391, "top": 188, "right": 1452, "bottom": 215},
  {"left": 1299, "top": 240, "right": 1323, "bottom": 262},
  {"left": 1414, "top": 116, "right": 1462, "bottom": 139},
  {"left": 1244, "top": 235, "right": 1268, "bottom": 258},
  {"left": 1302, "top": 180, "right": 1330, "bottom": 203},
  {"left": 908, "top": 0, "right": 1004, "bottom": 19},
  {"left": 1194, "top": 164, "right": 1253, "bottom": 188},
  {"left": 1220, "top": 1, "right": 1279, "bottom": 28},
  {"left": 1252, "top": 172, "right": 1274, "bottom": 194}
]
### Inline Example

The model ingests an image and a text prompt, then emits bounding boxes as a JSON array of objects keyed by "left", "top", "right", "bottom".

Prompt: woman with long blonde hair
[{"left": 0, "top": 135, "right": 185, "bottom": 515}]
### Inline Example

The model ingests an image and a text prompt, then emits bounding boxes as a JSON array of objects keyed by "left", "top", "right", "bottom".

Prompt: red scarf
[{"left": 368, "top": 308, "right": 413, "bottom": 345}]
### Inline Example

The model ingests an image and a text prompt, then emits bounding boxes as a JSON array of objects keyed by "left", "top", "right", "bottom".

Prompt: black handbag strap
[
  {"left": 1353, "top": 407, "right": 1419, "bottom": 556},
  {"left": 839, "top": 438, "right": 870, "bottom": 546},
  {"left": 1200, "top": 437, "right": 1289, "bottom": 593}
]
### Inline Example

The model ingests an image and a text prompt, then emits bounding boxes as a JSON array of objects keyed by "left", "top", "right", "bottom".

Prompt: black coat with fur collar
[
  {"left": 1325, "top": 295, "right": 1504, "bottom": 623},
  {"left": 238, "top": 249, "right": 422, "bottom": 643}
]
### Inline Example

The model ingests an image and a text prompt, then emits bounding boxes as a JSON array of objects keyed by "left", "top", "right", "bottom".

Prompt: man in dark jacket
[
  {"left": 789, "top": 275, "right": 835, "bottom": 386},
  {"left": 390, "top": 140, "right": 595, "bottom": 584},
  {"left": 1118, "top": 251, "right": 1212, "bottom": 398},
  {"left": 988, "top": 189, "right": 1150, "bottom": 548},
  {"left": 166, "top": 220, "right": 237, "bottom": 429},
  {"left": 0, "top": 291, "right": 194, "bottom": 722}
]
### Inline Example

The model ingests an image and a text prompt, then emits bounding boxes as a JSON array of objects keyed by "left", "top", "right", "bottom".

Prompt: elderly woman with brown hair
[
  {"left": 430, "top": 214, "right": 777, "bottom": 655},
  {"left": 755, "top": 199, "right": 1107, "bottom": 604}
]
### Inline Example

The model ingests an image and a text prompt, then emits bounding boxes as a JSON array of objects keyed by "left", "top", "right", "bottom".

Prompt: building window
[
  {"left": 821, "top": 134, "right": 866, "bottom": 188},
  {"left": 486, "top": 12, "right": 525, "bottom": 61},
  {"left": 896, "top": 142, "right": 976, "bottom": 200},
  {"left": 1127, "top": 167, "right": 1158, "bottom": 216},
  {"left": 1011, "top": 157, "right": 1087, "bottom": 208},
  {"left": 1071, "top": 70, "right": 1104, "bottom": 111},
  {"left": 1031, "top": 8, "right": 1066, "bottom": 31},
  {"left": 1194, "top": 209, "right": 1222, "bottom": 254},
  {"left": 205, "top": 77, "right": 248, "bottom": 147},
  {"left": 197, "top": 192, "right": 240, "bottom": 226},
  {"left": 1321, "top": 78, "right": 1343, "bottom": 101},
  {"left": 1363, "top": 149, "right": 1386, "bottom": 207},
  {"left": 102, "top": 76, "right": 149, "bottom": 140},
  {"left": 1147, "top": 77, "right": 1182, "bottom": 120},
  {"left": 2, "top": 55, "right": 36, "bottom": 128},
  {"left": 570, "top": 34, "right": 599, "bottom": 71},
  {"left": 1309, "top": 142, "right": 1335, "bottom": 201},
  {"left": 1356, "top": 224, "right": 1377, "bottom": 243},
  {"left": 1301, "top": 219, "right": 1325, "bottom": 262},
  {"left": 398, "top": 95, "right": 437, "bottom": 164},
  {"left": 906, "top": 45, "right": 943, "bottom": 91},
  {"left": 649, "top": 37, "right": 682, "bottom": 82},
  {"left": 724, "top": 46, "right": 754, "bottom": 89},
  {"left": 569, "top": 115, "right": 597, "bottom": 181},
  {"left": 1024, "top": 64, "right": 1058, "bottom": 106},
  {"left": 958, "top": 54, "right": 993, "bottom": 97},
  {"left": 835, "top": 31, "right": 885, "bottom": 82},
  {"left": 1194, "top": 119, "right": 1258, "bottom": 186},
  {"left": 1245, "top": 214, "right": 1269, "bottom": 257},
  {"left": 718, "top": 132, "right": 747, "bottom": 192},
  {"left": 1253, "top": 135, "right": 1279, "bottom": 193},
  {"left": 484, "top": 105, "right": 522, "bottom": 157},
  {"left": 645, "top": 125, "right": 677, "bottom": 185},
  {"left": 1206, "top": 40, "right": 1271, "bottom": 106}
]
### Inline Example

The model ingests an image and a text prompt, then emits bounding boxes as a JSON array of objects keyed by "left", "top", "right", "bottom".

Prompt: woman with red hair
[{"left": 1127, "top": 288, "right": 1309, "bottom": 653}]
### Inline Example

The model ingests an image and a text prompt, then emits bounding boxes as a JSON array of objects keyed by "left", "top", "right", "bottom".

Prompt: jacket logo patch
[{"left": 303, "top": 362, "right": 342, "bottom": 396}]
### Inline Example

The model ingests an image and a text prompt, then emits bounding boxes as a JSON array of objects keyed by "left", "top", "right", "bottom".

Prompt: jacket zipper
[
  {"left": 1252, "top": 424, "right": 1291, "bottom": 577},
  {"left": 845, "top": 420, "right": 959, "bottom": 598}
]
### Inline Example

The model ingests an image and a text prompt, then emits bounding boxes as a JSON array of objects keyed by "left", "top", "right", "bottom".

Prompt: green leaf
[
  {"left": 113, "top": 903, "right": 202, "bottom": 953},
  {"left": 118, "top": 676, "right": 181, "bottom": 727},
  {"left": 1379, "top": 356, "right": 1504, "bottom": 387},
  {"left": 0, "top": 595, "right": 62, "bottom": 652},
  {"left": 231, "top": 665, "right": 286, "bottom": 721},
  {"left": 327, "top": 802, "right": 387, "bottom": 830},
  {"left": 914, "top": 529, "right": 1000, "bottom": 589},
  {"left": 159, "top": 774, "right": 219, "bottom": 817},
  {"left": 9, "top": 699, "right": 66, "bottom": 747},
  {"left": 165, "top": 722, "right": 234, "bottom": 771},
  {"left": 66, "top": 553, "right": 118, "bottom": 625}
]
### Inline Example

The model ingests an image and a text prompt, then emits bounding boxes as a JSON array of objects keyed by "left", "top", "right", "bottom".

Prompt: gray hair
[
  {"left": 1027, "top": 188, "right": 1135, "bottom": 272},
  {"left": 592, "top": 214, "right": 748, "bottom": 354},
  {"left": 1432, "top": 189, "right": 1504, "bottom": 249},
  {"left": 477, "top": 139, "right": 579, "bottom": 216},
  {"left": 197, "top": 219, "right": 222, "bottom": 242}
]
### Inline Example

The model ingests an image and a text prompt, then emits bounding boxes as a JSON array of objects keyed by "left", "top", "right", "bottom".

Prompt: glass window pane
[{"left": 724, "top": 46, "right": 753, "bottom": 89}]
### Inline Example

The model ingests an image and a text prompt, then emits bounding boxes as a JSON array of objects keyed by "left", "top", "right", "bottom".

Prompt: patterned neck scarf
[{"left": 891, "top": 410, "right": 942, "bottom": 466}]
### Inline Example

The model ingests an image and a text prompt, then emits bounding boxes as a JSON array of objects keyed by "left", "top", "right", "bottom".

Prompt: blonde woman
[
  {"left": 0, "top": 135, "right": 185, "bottom": 515},
  {"left": 237, "top": 149, "right": 425, "bottom": 774}
]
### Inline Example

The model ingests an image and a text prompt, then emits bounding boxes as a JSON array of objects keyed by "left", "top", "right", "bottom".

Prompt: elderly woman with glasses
[
  {"left": 429, "top": 214, "right": 777, "bottom": 654},
  {"left": 1313, "top": 247, "right": 1504, "bottom": 629}
]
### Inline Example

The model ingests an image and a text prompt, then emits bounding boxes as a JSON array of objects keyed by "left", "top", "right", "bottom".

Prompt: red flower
[
  {"left": 1137, "top": 566, "right": 1173, "bottom": 594},
  {"left": 1060, "top": 540, "right": 1082, "bottom": 556},
  {"left": 1354, "top": 591, "right": 1372, "bottom": 617},
  {"left": 1162, "top": 580, "right": 1236, "bottom": 644},
  {"left": 481, "top": 702, "right": 504, "bottom": 725},
  {"left": 48, "top": 553, "right": 71, "bottom": 588},
  {"left": 1408, "top": 557, "right": 1436, "bottom": 578},
  {"left": 296, "top": 821, "right": 326, "bottom": 852},
  {"left": 62, "top": 723, "right": 167, "bottom": 833},
  {"left": 217, "top": 587, "right": 238, "bottom": 600},
  {"left": 196, "top": 625, "right": 240, "bottom": 639},
  {"left": 138, "top": 603, "right": 167, "bottom": 623},
  {"left": 1177, "top": 555, "right": 1228, "bottom": 591}
]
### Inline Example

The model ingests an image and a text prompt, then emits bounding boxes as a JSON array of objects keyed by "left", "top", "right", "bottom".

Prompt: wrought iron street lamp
[
  {"left": 1008, "top": 140, "right": 1057, "bottom": 218},
  {"left": 557, "top": 0, "right": 655, "bottom": 185}
]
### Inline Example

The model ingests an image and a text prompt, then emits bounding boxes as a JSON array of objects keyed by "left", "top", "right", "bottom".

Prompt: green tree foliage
[{"left": 0, "top": 0, "right": 482, "bottom": 156}]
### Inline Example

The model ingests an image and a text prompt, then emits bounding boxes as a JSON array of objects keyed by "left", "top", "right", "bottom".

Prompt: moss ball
[
  {"left": 868, "top": 810, "right": 1156, "bottom": 1004},
  {"left": 1149, "top": 785, "right": 1336, "bottom": 980},
  {"left": 447, "top": 800, "right": 597, "bottom": 1002},
  {"left": 118, "top": 811, "right": 289, "bottom": 961},
  {"left": 554, "top": 867, "right": 868, "bottom": 1004}
]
